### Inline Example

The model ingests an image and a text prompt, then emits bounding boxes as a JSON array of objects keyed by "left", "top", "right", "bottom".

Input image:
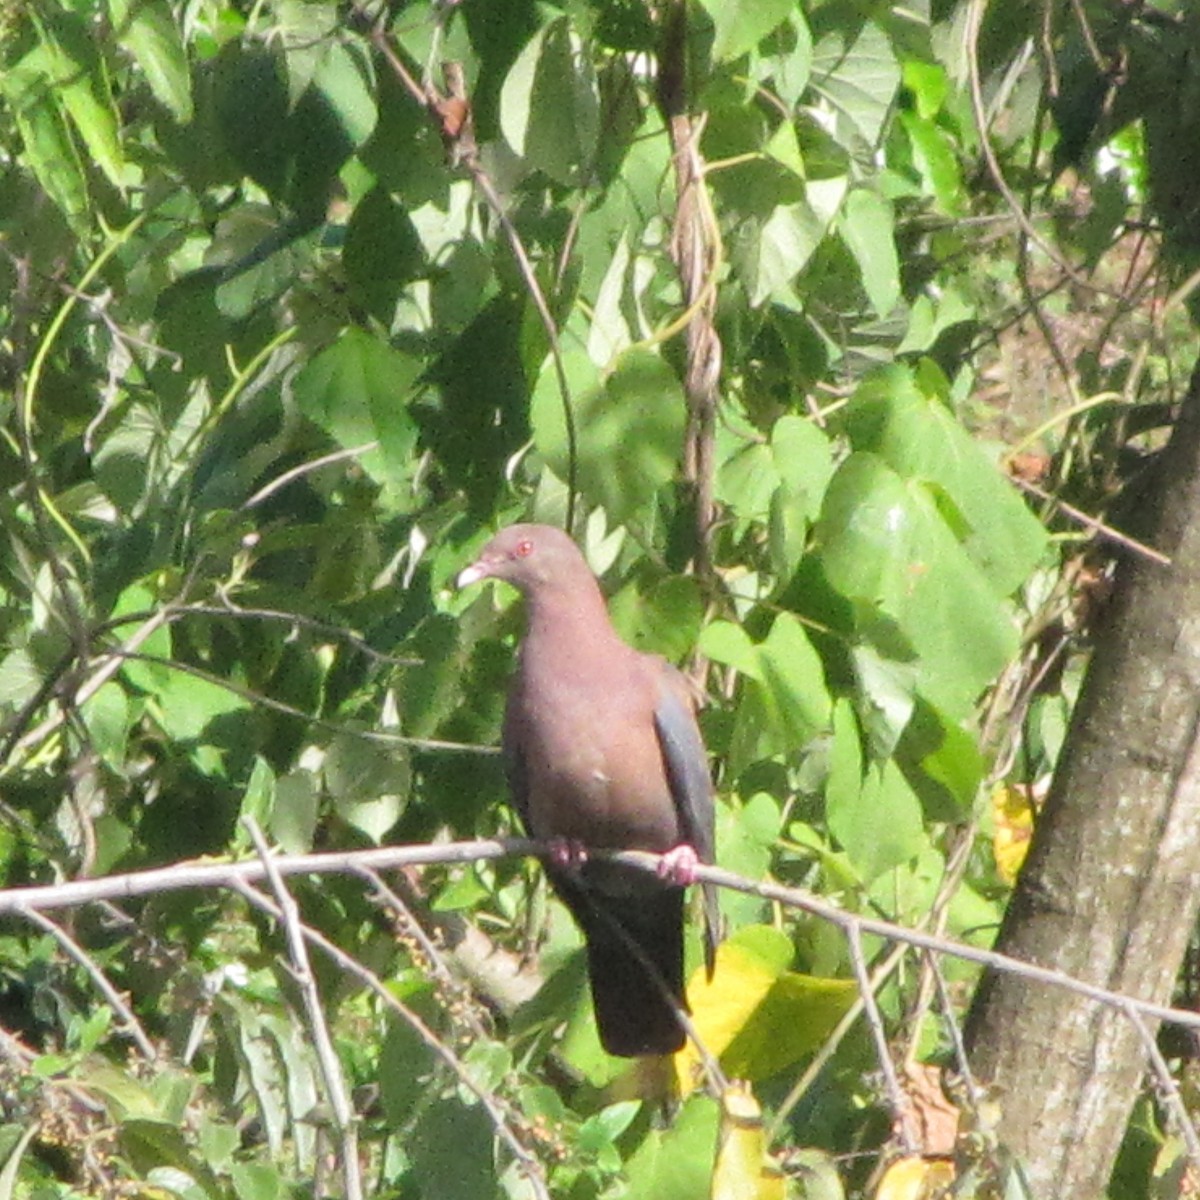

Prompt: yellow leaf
[
  {"left": 874, "top": 1156, "right": 955, "bottom": 1200},
  {"left": 991, "top": 783, "right": 1034, "bottom": 883},
  {"left": 712, "top": 1082, "right": 788, "bottom": 1200},
  {"left": 675, "top": 926, "right": 856, "bottom": 1095}
]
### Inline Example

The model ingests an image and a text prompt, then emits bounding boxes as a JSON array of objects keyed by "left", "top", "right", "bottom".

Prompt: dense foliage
[{"left": 0, "top": 0, "right": 1195, "bottom": 1196}]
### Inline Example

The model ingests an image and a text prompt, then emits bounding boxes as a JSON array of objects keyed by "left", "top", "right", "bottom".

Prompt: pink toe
[
  {"left": 658, "top": 844, "right": 700, "bottom": 886},
  {"left": 548, "top": 838, "right": 589, "bottom": 870}
]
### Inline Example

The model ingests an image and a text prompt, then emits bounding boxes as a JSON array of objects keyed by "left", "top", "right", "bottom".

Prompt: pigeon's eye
[{"left": 515, "top": 538, "right": 534, "bottom": 558}]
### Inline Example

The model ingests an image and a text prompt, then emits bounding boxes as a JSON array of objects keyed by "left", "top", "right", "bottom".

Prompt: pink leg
[
  {"left": 546, "top": 837, "right": 589, "bottom": 871},
  {"left": 657, "top": 843, "right": 700, "bottom": 886}
]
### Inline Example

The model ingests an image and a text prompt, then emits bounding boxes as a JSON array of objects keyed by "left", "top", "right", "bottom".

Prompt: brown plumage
[{"left": 458, "top": 524, "right": 718, "bottom": 1056}]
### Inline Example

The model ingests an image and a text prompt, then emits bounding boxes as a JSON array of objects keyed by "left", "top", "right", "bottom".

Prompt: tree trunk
[{"left": 965, "top": 358, "right": 1200, "bottom": 1199}]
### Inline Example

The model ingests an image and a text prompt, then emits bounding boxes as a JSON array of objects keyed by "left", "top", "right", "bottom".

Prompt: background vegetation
[{"left": 1, "top": 0, "right": 1198, "bottom": 1196}]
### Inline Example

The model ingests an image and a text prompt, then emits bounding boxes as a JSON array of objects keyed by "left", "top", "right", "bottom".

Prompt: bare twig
[
  {"left": 963, "top": 0, "right": 1112, "bottom": 299},
  {"left": 1123, "top": 999, "right": 1200, "bottom": 1165},
  {"left": 33, "top": 648, "right": 497, "bottom": 757},
  {"left": 90, "top": 600, "right": 420, "bottom": 668},
  {"left": 846, "top": 924, "right": 918, "bottom": 1154},
  {"left": 8, "top": 842, "right": 1200, "bottom": 1043},
  {"left": 242, "top": 442, "right": 381, "bottom": 510},
  {"left": 368, "top": 29, "right": 580, "bottom": 529},
  {"left": 243, "top": 819, "right": 363, "bottom": 1200},
  {"left": 4, "top": 606, "right": 174, "bottom": 763},
  {"left": 1010, "top": 474, "right": 1172, "bottom": 565},
  {"left": 927, "top": 950, "right": 984, "bottom": 1110}
]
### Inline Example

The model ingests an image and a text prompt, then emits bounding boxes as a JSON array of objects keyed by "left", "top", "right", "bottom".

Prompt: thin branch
[
  {"left": 1010, "top": 475, "right": 1172, "bottom": 565},
  {"left": 1123, "top": 999, "right": 1200, "bottom": 1167},
  {"left": 0, "top": 840, "right": 527, "bottom": 916},
  {"left": 926, "top": 949, "right": 984, "bottom": 1110},
  {"left": 244, "top": 819, "right": 363, "bottom": 1200},
  {"left": 846, "top": 924, "right": 917, "bottom": 1154},
  {"left": 61, "top": 649, "right": 497, "bottom": 757},
  {"left": 8, "top": 842, "right": 1200, "bottom": 1045},
  {"left": 3, "top": 597, "right": 174, "bottom": 766},
  {"left": 17, "top": 906, "right": 158, "bottom": 1062},
  {"left": 242, "top": 442, "right": 380, "bottom": 510},
  {"left": 96, "top": 601, "right": 421, "bottom": 668}
]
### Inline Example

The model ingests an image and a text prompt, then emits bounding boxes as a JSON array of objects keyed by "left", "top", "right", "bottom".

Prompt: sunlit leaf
[
  {"left": 712, "top": 1082, "right": 787, "bottom": 1200},
  {"left": 840, "top": 188, "right": 900, "bottom": 315},
  {"left": 531, "top": 347, "right": 685, "bottom": 528},
  {"left": 992, "top": 782, "right": 1035, "bottom": 883},
  {"left": 675, "top": 926, "right": 856, "bottom": 1093},
  {"left": 500, "top": 16, "right": 599, "bottom": 185},
  {"left": 697, "top": 0, "right": 794, "bottom": 63},
  {"left": 293, "top": 327, "right": 421, "bottom": 495},
  {"left": 109, "top": 0, "right": 194, "bottom": 121}
]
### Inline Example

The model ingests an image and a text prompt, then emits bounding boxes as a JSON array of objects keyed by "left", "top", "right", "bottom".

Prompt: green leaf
[
  {"left": 734, "top": 199, "right": 827, "bottom": 307},
  {"left": 760, "top": 13, "right": 814, "bottom": 107},
  {"left": 409, "top": 1096, "right": 501, "bottom": 1200},
  {"left": 33, "top": 11, "right": 126, "bottom": 188},
  {"left": 715, "top": 793, "right": 783, "bottom": 927},
  {"left": 108, "top": 0, "right": 194, "bottom": 122},
  {"left": 698, "top": 0, "right": 794, "bottom": 63},
  {"left": 774, "top": 411, "right": 834, "bottom": 496},
  {"left": 769, "top": 415, "right": 835, "bottom": 574},
  {"left": 293, "top": 328, "right": 421, "bottom": 495},
  {"left": 828, "top": 759, "right": 928, "bottom": 881},
  {"left": 756, "top": 613, "right": 833, "bottom": 745},
  {"left": 0, "top": 1124, "right": 38, "bottom": 1200},
  {"left": 0, "top": 58, "right": 90, "bottom": 226},
  {"left": 900, "top": 111, "right": 965, "bottom": 216},
  {"left": 851, "top": 643, "right": 917, "bottom": 761},
  {"left": 842, "top": 365, "right": 1049, "bottom": 596},
  {"left": 717, "top": 442, "right": 780, "bottom": 527},
  {"left": 110, "top": 586, "right": 173, "bottom": 693},
  {"left": 344, "top": 186, "right": 424, "bottom": 323},
  {"left": 816, "top": 452, "right": 1021, "bottom": 719},
  {"left": 895, "top": 286, "right": 974, "bottom": 356},
  {"left": 825, "top": 699, "right": 863, "bottom": 850},
  {"left": 902, "top": 60, "right": 949, "bottom": 120},
  {"left": 531, "top": 347, "right": 685, "bottom": 528},
  {"left": 840, "top": 189, "right": 900, "bottom": 315},
  {"left": 609, "top": 574, "right": 704, "bottom": 661},
  {"left": 236, "top": 756, "right": 277, "bottom": 847},
  {"left": 229, "top": 1162, "right": 283, "bottom": 1200},
  {"left": 896, "top": 701, "right": 985, "bottom": 820},
  {"left": 151, "top": 669, "right": 248, "bottom": 744},
  {"left": 211, "top": 215, "right": 322, "bottom": 319},
  {"left": 269, "top": 770, "right": 319, "bottom": 854},
  {"left": 698, "top": 620, "right": 760, "bottom": 680},
  {"left": 500, "top": 16, "right": 599, "bottom": 186},
  {"left": 624, "top": 1094, "right": 721, "bottom": 1200},
  {"left": 323, "top": 732, "right": 409, "bottom": 843},
  {"left": 700, "top": 614, "right": 831, "bottom": 766},
  {"left": 810, "top": 21, "right": 901, "bottom": 149},
  {"left": 81, "top": 682, "right": 131, "bottom": 771},
  {"left": 763, "top": 120, "right": 806, "bottom": 177},
  {"left": 308, "top": 38, "right": 377, "bottom": 151}
]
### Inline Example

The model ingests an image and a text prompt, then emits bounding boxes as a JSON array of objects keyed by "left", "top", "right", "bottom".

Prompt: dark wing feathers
[{"left": 653, "top": 670, "right": 720, "bottom": 977}]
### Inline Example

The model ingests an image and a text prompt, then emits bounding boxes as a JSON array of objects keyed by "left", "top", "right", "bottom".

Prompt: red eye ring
[{"left": 515, "top": 538, "right": 534, "bottom": 558}]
